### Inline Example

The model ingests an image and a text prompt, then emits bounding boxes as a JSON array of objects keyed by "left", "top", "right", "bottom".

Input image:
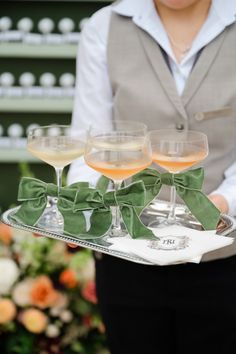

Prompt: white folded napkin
[{"left": 107, "top": 225, "right": 234, "bottom": 266}]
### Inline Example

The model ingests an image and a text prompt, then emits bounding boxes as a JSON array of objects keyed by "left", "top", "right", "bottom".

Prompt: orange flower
[
  {"left": 0, "top": 223, "right": 12, "bottom": 245},
  {"left": 59, "top": 269, "right": 78, "bottom": 289},
  {"left": 82, "top": 280, "right": 97, "bottom": 304},
  {"left": 0, "top": 298, "right": 16, "bottom": 324},
  {"left": 30, "top": 276, "right": 59, "bottom": 309},
  {"left": 21, "top": 308, "right": 48, "bottom": 333}
]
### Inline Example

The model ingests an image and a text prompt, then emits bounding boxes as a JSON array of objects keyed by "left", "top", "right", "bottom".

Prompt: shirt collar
[
  {"left": 112, "top": 0, "right": 236, "bottom": 66},
  {"left": 112, "top": 0, "right": 236, "bottom": 27},
  {"left": 212, "top": 0, "right": 236, "bottom": 26},
  {"left": 112, "top": 0, "right": 152, "bottom": 18}
]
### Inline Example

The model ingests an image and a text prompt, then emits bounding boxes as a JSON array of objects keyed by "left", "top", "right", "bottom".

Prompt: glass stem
[
  {"left": 112, "top": 180, "right": 123, "bottom": 231},
  {"left": 55, "top": 167, "right": 63, "bottom": 196},
  {"left": 167, "top": 185, "right": 176, "bottom": 223},
  {"left": 43, "top": 166, "right": 64, "bottom": 232}
]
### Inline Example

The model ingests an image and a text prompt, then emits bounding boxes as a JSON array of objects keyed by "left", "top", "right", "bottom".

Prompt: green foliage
[
  {"left": 4, "top": 329, "right": 35, "bottom": 354},
  {"left": 18, "top": 162, "right": 35, "bottom": 179}
]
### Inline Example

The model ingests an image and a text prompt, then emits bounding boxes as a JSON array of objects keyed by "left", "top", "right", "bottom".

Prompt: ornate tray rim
[
  {"left": 1, "top": 203, "right": 236, "bottom": 265},
  {"left": 1, "top": 207, "right": 152, "bottom": 265}
]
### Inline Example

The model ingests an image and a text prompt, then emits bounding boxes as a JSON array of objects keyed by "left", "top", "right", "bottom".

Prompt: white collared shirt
[{"left": 68, "top": 0, "right": 236, "bottom": 215}]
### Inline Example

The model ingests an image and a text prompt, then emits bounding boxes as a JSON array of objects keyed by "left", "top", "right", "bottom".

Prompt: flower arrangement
[{"left": 0, "top": 222, "right": 109, "bottom": 354}]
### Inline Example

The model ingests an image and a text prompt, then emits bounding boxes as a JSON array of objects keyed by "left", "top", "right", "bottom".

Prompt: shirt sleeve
[
  {"left": 210, "top": 162, "right": 236, "bottom": 216},
  {"left": 67, "top": 6, "right": 113, "bottom": 186}
]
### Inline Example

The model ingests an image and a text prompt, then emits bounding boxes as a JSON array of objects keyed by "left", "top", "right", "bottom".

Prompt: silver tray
[{"left": 1, "top": 200, "right": 236, "bottom": 265}]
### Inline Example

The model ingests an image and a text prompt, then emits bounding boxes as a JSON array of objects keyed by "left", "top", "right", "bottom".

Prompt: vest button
[
  {"left": 195, "top": 112, "right": 204, "bottom": 121},
  {"left": 176, "top": 123, "right": 184, "bottom": 130}
]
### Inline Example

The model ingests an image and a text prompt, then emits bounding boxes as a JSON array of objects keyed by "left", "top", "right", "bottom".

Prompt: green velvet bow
[
  {"left": 70, "top": 180, "right": 156, "bottom": 239},
  {"left": 12, "top": 177, "right": 156, "bottom": 240},
  {"left": 11, "top": 177, "right": 88, "bottom": 235},
  {"left": 132, "top": 167, "right": 221, "bottom": 230}
]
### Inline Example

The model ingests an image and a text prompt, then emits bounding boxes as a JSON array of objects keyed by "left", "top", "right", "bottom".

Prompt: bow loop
[
  {"left": 74, "top": 189, "right": 104, "bottom": 211},
  {"left": 17, "top": 177, "right": 47, "bottom": 201},
  {"left": 59, "top": 182, "right": 87, "bottom": 201}
]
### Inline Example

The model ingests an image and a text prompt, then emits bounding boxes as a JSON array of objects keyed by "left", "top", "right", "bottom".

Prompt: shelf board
[
  {"left": 0, "top": 43, "right": 78, "bottom": 59},
  {"left": 0, "top": 97, "right": 73, "bottom": 113},
  {"left": 0, "top": 149, "right": 42, "bottom": 163}
]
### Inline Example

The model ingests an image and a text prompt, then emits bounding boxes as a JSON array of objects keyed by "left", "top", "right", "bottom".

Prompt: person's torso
[
  {"left": 107, "top": 12, "right": 236, "bottom": 197},
  {"left": 107, "top": 13, "right": 236, "bottom": 262}
]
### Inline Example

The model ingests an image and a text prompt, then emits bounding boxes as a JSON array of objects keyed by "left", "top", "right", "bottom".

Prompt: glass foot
[
  {"left": 148, "top": 216, "right": 170, "bottom": 228},
  {"left": 148, "top": 217, "right": 187, "bottom": 229},
  {"left": 36, "top": 198, "right": 64, "bottom": 233},
  {"left": 109, "top": 227, "right": 128, "bottom": 238}
]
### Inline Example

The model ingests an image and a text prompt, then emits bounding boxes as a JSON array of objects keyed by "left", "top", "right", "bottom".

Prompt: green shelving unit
[
  {"left": 0, "top": 97, "right": 73, "bottom": 113},
  {"left": 0, "top": 42, "right": 78, "bottom": 58},
  {"left": 0, "top": 148, "right": 39, "bottom": 163}
]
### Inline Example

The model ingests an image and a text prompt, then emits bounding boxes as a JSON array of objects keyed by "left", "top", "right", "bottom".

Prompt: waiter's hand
[
  {"left": 67, "top": 243, "right": 79, "bottom": 248},
  {"left": 208, "top": 194, "right": 229, "bottom": 214}
]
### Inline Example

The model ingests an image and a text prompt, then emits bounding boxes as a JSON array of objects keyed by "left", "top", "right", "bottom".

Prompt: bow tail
[
  {"left": 134, "top": 184, "right": 162, "bottom": 216},
  {"left": 61, "top": 209, "right": 87, "bottom": 237},
  {"left": 58, "top": 185, "right": 88, "bottom": 237},
  {"left": 64, "top": 208, "right": 112, "bottom": 240},
  {"left": 121, "top": 206, "right": 156, "bottom": 239},
  {"left": 85, "top": 209, "right": 112, "bottom": 238},
  {"left": 11, "top": 199, "right": 46, "bottom": 226},
  {"left": 177, "top": 187, "right": 221, "bottom": 230}
]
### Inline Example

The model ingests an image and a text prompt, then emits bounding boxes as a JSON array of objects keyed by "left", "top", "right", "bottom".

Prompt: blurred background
[
  {"left": 0, "top": 0, "right": 111, "bottom": 212},
  {"left": 0, "top": 1, "right": 112, "bottom": 353}
]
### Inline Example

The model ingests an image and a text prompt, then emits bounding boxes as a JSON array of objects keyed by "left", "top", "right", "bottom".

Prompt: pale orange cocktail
[
  {"left": 84, "top": 121, "right": 151, "bottom": 237},
  {"left": 85, "top": 137, "right": 152, "bottom": 180},
  {"left": 152, "top": 148, "right": 208, "bottom": 173},
  {"left": 148, "top": 129, "right": 209, "bottom": 227}
]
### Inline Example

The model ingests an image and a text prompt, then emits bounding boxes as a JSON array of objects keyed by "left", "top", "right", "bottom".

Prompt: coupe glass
[
  {"left": 148, "top": 129, "right": 209, "bottom": 227},
  {"left": 27, "top": 124, "right": 86, "bottom": 232},
  {"left": 84, "top": 120, "right": 152, "bottom": 237}
]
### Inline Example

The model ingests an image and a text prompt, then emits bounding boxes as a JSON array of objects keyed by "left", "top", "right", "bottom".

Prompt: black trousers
[{"left": 95, "top": 254, "right": 236, "bottom": 354}]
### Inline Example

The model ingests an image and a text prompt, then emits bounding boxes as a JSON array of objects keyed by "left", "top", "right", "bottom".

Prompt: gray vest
[{"left": 107, "top": 12, "right": 236, "bottom": 262}]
